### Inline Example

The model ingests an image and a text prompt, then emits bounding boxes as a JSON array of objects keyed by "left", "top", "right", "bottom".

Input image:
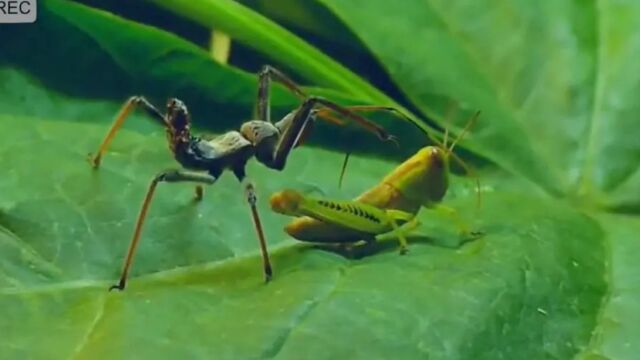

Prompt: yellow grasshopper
[{"left": 270, "top": 111, "right": 480, "bottom": 254}]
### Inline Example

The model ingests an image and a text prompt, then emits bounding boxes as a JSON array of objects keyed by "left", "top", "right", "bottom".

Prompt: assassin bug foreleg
[
  {"left": 89, "top": 65, "right": 407, "bottom": 291},
  {"left": 270, "top": 111, "right": 481, "bottom": 254}
]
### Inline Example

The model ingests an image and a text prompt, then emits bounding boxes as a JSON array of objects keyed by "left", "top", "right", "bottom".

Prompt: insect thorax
[
  {"left": 240, "top": 120, "right": 280, "bottom": 165},
  {"left": 173, "top": 133, "right": 254, "bottom": 176}
]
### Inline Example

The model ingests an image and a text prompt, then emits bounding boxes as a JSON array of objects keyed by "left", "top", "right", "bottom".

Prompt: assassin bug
[
  {"left": 89, "top": 65, "right": 407, "bottom": 291},
  {"left": 270, "top": 110, "right": 481, "bottom": 253}
]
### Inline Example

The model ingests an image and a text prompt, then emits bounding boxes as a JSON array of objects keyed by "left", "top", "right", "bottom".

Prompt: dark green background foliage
[{"left": 0, "top": 0, "right": 638, "bottom": 359}]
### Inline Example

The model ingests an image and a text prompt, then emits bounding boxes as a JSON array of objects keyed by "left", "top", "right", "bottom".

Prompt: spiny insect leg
[
  {"left": 90, "top": 96, "right": 165, "bottom": 168},
  {"left": 255, "top": 65, "right": 306, "bottom": 122},
  {"left": 110, "top": 170, "right": 217, "bottom": 291}
]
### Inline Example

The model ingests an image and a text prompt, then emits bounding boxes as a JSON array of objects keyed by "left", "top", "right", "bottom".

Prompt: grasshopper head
[
  {"left": 384, "top": 146, "right": 450, "bottom": 206},
  {"left": 383, "top": 110, "right": 480, "bottom": 207},
  {"left": 417, "top": 146, "right": 451, "bottom": 203},
  {"left": 270, "top": 190, "right": 304, "bottom": 216}
]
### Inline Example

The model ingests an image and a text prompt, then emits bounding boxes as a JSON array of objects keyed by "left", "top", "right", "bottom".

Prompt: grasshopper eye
[{"left": 428, "top": 147, "right": 446, "bottom": 169}]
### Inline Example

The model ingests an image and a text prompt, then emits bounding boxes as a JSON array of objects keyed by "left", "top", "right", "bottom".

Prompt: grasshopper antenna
[
  {"left": 442, "top": 101, "right": 458, "bottom": 150},
  {"left": 449, "top": 151, "right": 482, "bottom": 210},
  {"left": 448, "top": 111, "right": 479, "bottom": 154},
  {"left": 447, "top": 111, "right": 482, "bottom": 210}
]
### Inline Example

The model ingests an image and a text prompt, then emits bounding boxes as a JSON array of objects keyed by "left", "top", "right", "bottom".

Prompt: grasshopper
[{"left": 270, "top": 111, "right": 480, "bottom": 254}]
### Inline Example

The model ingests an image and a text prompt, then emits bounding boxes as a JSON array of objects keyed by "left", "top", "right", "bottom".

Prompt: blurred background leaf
[{"left": 0, "top": 0, "right": 429, "bottom": 160}]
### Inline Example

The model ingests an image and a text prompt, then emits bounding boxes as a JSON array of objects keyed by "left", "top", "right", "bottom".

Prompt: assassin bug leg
[
  {"left": 109, "top": 170, "right": 217, "bottom": 291},
  {"left": 89, "top": 96, "right": 165, "bottom": 168},
  {"left": 257, "top": 65, "right": 396, "bottom": 143},
  {"left": 194, "top": 185, "right": 205, "bottom": 201},
  {"left": 256, "top": 65, "right": 307, "bottom": 122},
  {"left": 231, "top": 164, "right": 272, "bottom": 282},
  {"left": 271, "top": 96, "right": 398, "bottom": 170},
  {"left": 242, "top": 180, "right": 272, "bottom": 282}
]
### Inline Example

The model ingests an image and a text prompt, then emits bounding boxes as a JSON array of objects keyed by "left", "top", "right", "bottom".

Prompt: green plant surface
[
  {"left": 0, "top": 115, "right": 606, "bottom": 360},
  {"left": 0, "top": 0, "right": 639, "bottom": 359}
]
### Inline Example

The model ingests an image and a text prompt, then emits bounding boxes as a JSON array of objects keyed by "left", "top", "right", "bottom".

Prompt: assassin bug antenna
[{"left": 442, "top": 100, "right": 458, "bottom": 150}]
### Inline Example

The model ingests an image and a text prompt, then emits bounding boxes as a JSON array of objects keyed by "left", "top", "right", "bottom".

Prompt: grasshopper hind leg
[{"left": 310, "top": 238, "right": 376, "bottom": 260}]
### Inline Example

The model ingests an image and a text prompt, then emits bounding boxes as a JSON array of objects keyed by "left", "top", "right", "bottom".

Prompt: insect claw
[
  {"left": 194, "top": 185, "right": 204, "bottom": 201},
  {"left": 386, "top": 135, "right": 400, "bottom": 148},
  {"left": 264, "top": 269, "right": 273, "bottom": 283},
  {"left": 109, "top": 279, "right": 126, "bottom": 292},
  {"left": 87, "top": 153, "right": 101, "bottom": 169}
]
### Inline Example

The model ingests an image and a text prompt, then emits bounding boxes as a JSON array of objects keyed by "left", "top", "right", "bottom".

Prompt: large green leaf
[
  {"left": 1, "top": 0, "right": 639, "bottom": 359},
  {"left": 0, "top": 115, "right": 605, "bottom": 359},
  {"left": 0, "top": 0, "right": 428, "bottom": 159}
]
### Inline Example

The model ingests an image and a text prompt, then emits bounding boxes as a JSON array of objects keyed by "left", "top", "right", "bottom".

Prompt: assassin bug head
[
  {"left": 165, "top": 98, "right": 192, "bottom": 149},
  {"left": 166, "top": 98, "right": 191, "bottom": 135}
]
